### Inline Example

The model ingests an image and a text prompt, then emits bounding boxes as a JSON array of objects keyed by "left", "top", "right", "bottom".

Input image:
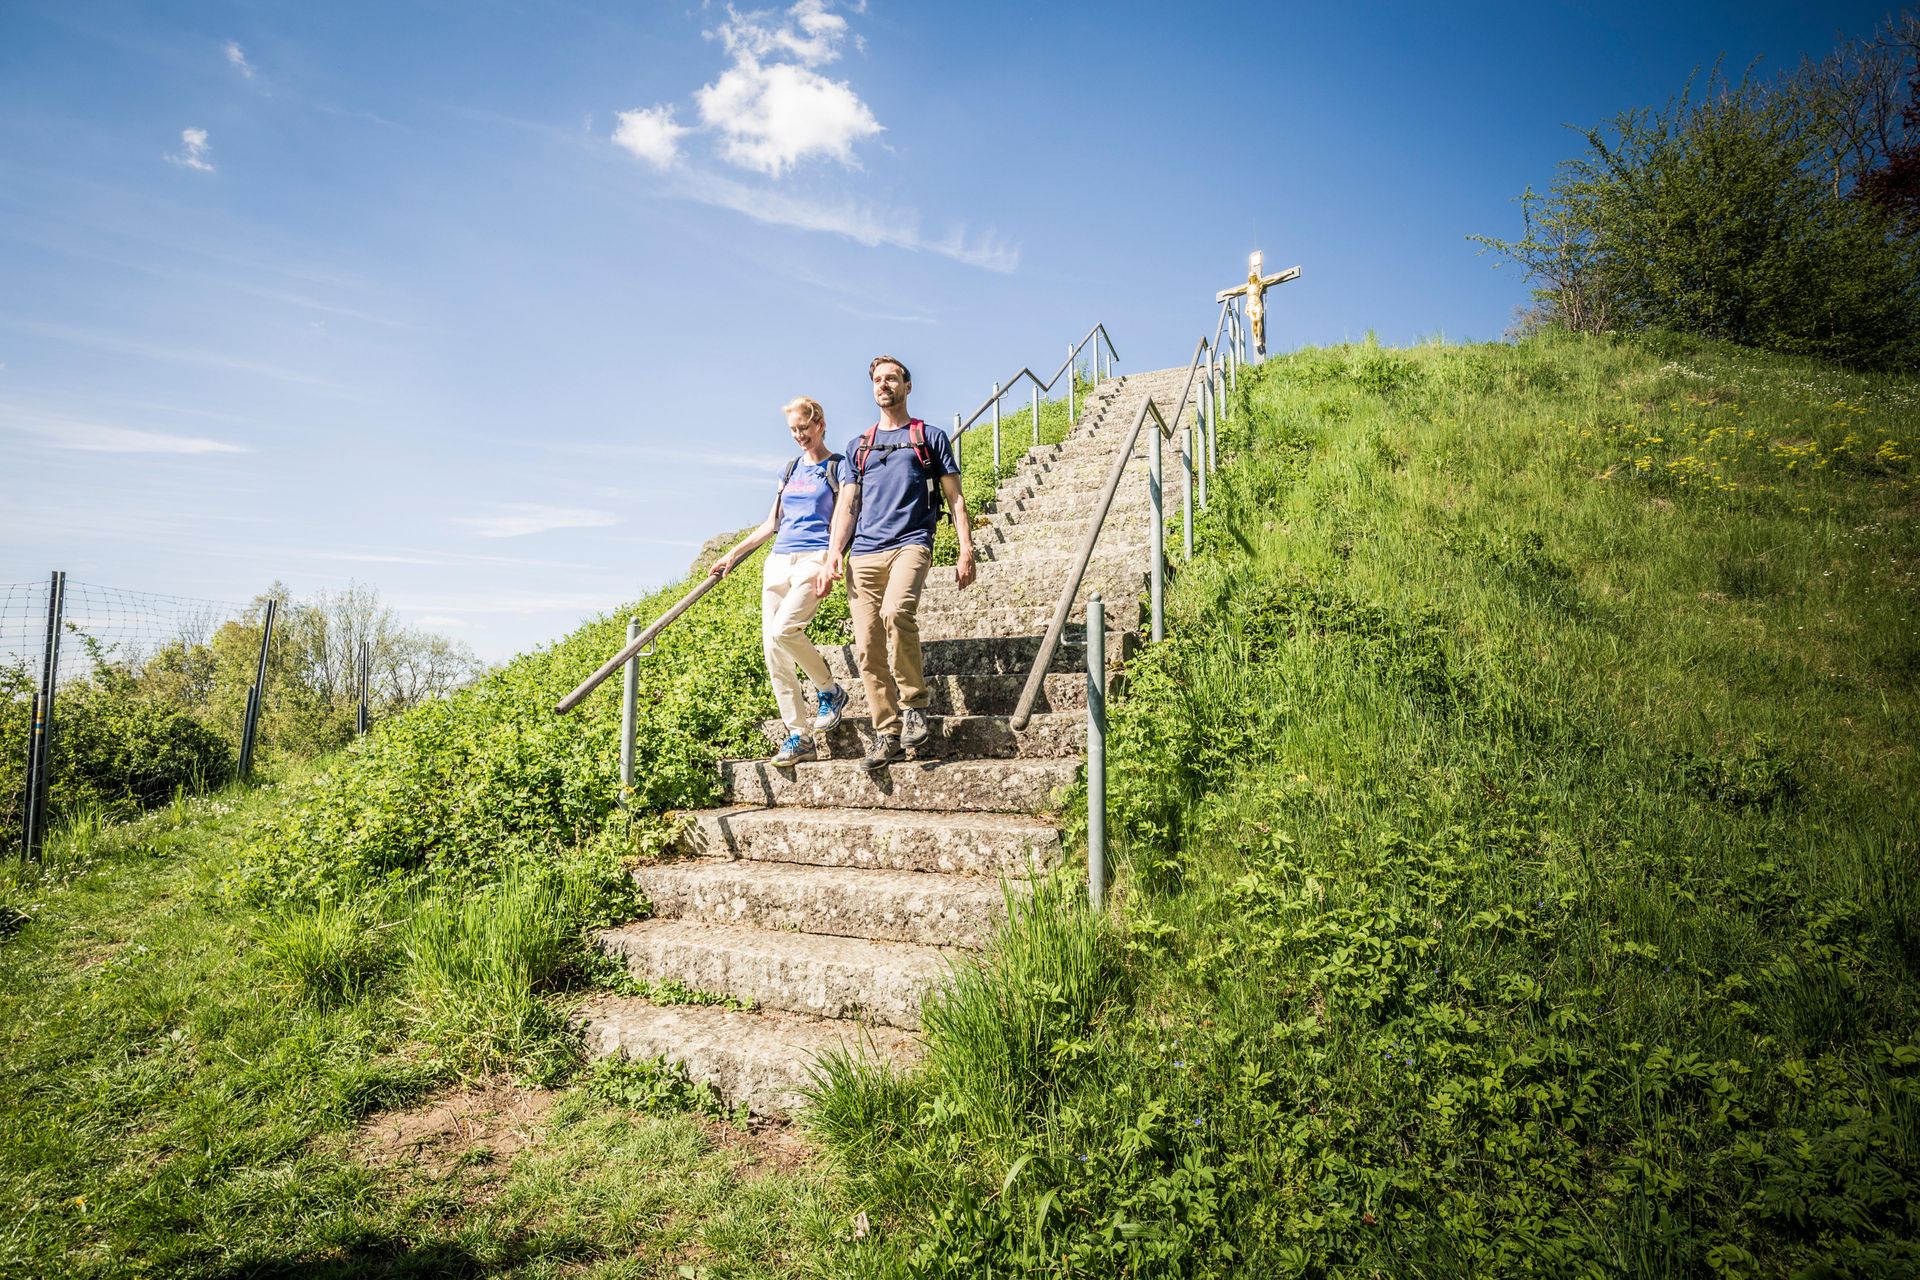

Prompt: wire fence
[
  {"left": 5, "top": 573, "right": 267, "bottom": 859},
  {"left": 2, "top": 580, "right": 252, "bottom": 684}
]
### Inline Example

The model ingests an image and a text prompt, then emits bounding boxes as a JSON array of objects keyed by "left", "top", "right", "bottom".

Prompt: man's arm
[
  {"left": 813, "top": 481, "right": 860, "bottom": 596},
  {"left": 941, "top": 472, "right": 975, "bottom": 590}
]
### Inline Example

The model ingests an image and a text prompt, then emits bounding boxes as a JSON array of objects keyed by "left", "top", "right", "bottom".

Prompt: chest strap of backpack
[{"left": 853, "top": 421, "right": 931, "bottom": 477}]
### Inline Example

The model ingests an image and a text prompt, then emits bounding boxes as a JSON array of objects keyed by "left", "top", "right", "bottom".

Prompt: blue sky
[{"left": 0, "top": 0, "right": 1895, "bottom": 661}]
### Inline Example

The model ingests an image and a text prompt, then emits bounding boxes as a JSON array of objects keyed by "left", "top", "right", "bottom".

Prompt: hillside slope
[{"left": 811, "top": 330, "right": 1919, "bottom": 1278}]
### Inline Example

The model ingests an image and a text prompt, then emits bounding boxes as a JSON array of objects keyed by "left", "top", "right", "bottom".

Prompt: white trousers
[{"left": 761, "top": 549, "right": 834, "bottom": 736}]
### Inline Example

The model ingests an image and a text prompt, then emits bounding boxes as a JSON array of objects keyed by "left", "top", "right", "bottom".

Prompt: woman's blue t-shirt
[{"left": 771, "top": 455, "right": 838, "bottom": 553}]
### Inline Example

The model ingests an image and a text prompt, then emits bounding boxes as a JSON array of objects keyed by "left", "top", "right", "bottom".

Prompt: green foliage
[
  {"left": 811, "top": 334, "right": 1920, "bottom": 1276},
  {"left": 1477, "top": 67, "right": 1920, "bottom": 368},
  {"left": 586, "top": 1052, "right": 747, "bottom": 1126}
]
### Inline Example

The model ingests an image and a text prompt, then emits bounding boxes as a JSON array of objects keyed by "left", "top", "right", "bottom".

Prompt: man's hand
[
  {"left": 813, "top": 554, "right": 841, "bottom": 597},
  {"left": 955, "top": 546, "right": 976, "bottom": 590}
]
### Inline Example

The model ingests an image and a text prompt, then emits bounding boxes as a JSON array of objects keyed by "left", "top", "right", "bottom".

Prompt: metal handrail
[
  {"left": 1007, "top": 334, "right": 1217, "bottom": 732},
  {"left": 553, "top": 574, "right": 720, "bottom": 714},
  {"left": 957, "top": 323, "right": 1118, "bottom": 434}
]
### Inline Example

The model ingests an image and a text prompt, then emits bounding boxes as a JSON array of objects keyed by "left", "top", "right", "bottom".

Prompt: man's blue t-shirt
[
  {"left": 845, "top": 421, "right": 958, "bottom": 555},
  {"left": 771, "top": 455, "right": 838, "bottom": 553}
]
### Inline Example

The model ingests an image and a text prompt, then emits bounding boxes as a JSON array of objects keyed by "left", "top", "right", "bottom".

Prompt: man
[{"left": 815, "top": 355, "right": 976, "bottom": 770}]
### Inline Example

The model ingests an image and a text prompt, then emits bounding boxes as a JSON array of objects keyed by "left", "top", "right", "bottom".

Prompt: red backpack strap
[
  {"left": 907, "top": 419, "right": 933, "bottom": 469},
  {"left": 853, "top": 424, "right": 882, "bottom": 476}
]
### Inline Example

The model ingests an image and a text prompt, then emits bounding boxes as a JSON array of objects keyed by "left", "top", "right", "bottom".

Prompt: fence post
[
  {"left": 237, "top": 598, "right": 277, "bottom": 780},
  {"left": 1031, "top": 382, "right": 1041, "bottom": 447},
  {"left": 1149, "top": 422, "right": 1165, "bottom": 643},
  {"left": 992, "top": 381, "right": 1002, "bottom": 472},
  {"left": 1086, "top": 592, "right": 1106, "bottom": 914},
  {"left": 356, "top": 639, "right": 371, "bottom": 736},
  {"left": 1183, "top": 421, "right": 1195, "bottom": 559},
  {"left": 22, "top": 570, "right": 66, "bottom": 862},
  {"left": 953, "top": 412, "right": 963, "bottom": 475},
  {"left": 1067, "top": 344, "right": 1075, "bottom": 427},
  {"left": 619, "top": 616, "right": 640, "bottom": 804}
]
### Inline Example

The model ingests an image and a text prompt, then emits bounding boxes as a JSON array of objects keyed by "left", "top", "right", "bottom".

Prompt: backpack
[
  {"left": 769, "top": 453, "right": 842, "bottom": 522},
  {"left": 851, "top": 419, "right": 946, "bottom": 524}
]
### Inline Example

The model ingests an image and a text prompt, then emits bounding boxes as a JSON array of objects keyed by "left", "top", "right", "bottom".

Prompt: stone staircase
[{"left": 578, "top": 366, "right": 1200, "bottom": 1115}]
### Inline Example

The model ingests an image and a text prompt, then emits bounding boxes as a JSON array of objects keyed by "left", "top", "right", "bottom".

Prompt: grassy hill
[{"left": 2, "top": 336, "right": 1914, "bottom": 1277}]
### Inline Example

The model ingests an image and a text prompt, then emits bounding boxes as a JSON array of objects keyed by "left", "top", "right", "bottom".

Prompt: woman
[{"left": 709, "top": 396, "right": 853, "bottom": 766}]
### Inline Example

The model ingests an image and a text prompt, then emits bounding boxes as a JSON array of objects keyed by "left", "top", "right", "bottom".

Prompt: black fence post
[
  {"left": 356, "top": 639, "right": 370, "bottom": 736},
  {"left": 236, "top": 598, "right": 277, "bottom": 780},
  {"left": 22, "top": 570, "right": 66, "bottom": 862}
]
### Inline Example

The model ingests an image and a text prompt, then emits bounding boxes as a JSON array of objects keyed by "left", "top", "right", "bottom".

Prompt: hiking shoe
[
  {"left": 861, "top": 733, "right": 905, "bottom": 771},
  {"left": 813, "top": 683, "right": 850, "bottom": 733},
  {"left": 771, "top": 733, "right": 815, "bottom": 767},
  {"left": 900, "top": 706, "right": 931, "bottom": 751}
]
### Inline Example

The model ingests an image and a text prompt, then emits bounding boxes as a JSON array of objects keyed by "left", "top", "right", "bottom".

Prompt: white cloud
[
  {"left": 695, "top": 56, "right": 880, "bottom": 176},
  {"left": 168, "top": 127, "right": 215, "bottom": 173},
  {"left": 606, "top": 1, "right": 1015, "bottom": 271},
  {"left": 450, "top": 504, "right": 622, "bottom": 539},
  {"left": 1, "top": 409, "right": 247, "bottom": 454},
  {"left": 224, "top": 41, "right": 255, "bottom": 79},
  {"left": 611, "top": 105, "right": 690, "bottom": 168},
  {"left": 713, "top": 0, "right": 849, "bottom": 68}
]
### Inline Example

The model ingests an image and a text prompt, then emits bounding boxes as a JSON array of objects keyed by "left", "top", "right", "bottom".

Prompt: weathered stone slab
[
  {"left": 632, "top": 859, "right": 1009, "bottom": 949},
  {"left": 677, "top": 805, "right": 1061, "bottom": 876}
]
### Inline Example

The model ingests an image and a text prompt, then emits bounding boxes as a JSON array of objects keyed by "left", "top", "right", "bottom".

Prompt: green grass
[{"left": 808, "top": 330, "right": 1919, "bottom": 1277}]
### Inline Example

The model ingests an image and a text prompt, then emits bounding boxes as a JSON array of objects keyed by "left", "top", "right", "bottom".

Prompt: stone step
[
  {"left": 577, "top": 996, "right": 921, "bottom": 1117},
  {"left": 821, "top": 632, "right": 1135, "bottom": 680},
  {"left": 834, "top": 669, "right": 1098, "bottom": 717},
  {"left": 676, "top": 804, "right": 1062, "bottom": 876},
  {"left": 595, "top": 919, "right": 954, "bottom": 1029},
  {"left": 919, "top": 572, "right": 1149, "bottom": 619},
  {"left": 926, "top": 553, "right": 1148, "bottom": 599},
  {"left": 914, "top": 602, "right": 1145, "bottom": 640},
  {"left": 630, "top": 859, "right": 1008, "bottom": 949},
  {"left": 759, "top": 710, "right": 1087, "bottom": 759},
  {"left": 978, "top": 536, "right": 1147, "bottom": 564},
  {"left": 721, "top": 755, "right": 1080, "bottom": 813}
]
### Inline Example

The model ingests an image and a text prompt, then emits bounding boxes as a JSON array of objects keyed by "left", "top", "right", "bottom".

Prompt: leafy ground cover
[
  {"left": 809, "top": 331, "right": 1919, "bottom": 1277},
  {"left": 0, "top": 380, "right": 1090, "bottom": 1278}
]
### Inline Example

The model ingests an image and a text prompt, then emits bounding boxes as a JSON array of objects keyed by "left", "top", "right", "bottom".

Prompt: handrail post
[
  {"left": 619, "top": 616, "right": 640, "bottom": 804},
  {"left": 1149, "top": 422, "right": 1165, "bottom": 643},
  {"left": 1031, "top": 382, "right": 1040, "bottom": 447},
  {"left": 1195, "top": 402, "right": 1207, "bottom": 511},
  {"left": 953, "top": 412, "right": 963, "bottom": 474},
  {"left": 1066, "top": 344, "right": 1075, "bottom": 427},
  {"left": 1229, "top": 314, "right": 1240, "bottom": 392},
  {"left": 992, "top": 381, "right": 1001, "bottom": 473},
  {"left": 1182, "top": 420, "right": 1195, "bottom": 559},
  {"left": 1086, "top": 593, "right": 1106, "bottom": 914}
]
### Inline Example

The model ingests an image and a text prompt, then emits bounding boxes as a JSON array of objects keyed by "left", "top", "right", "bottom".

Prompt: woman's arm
[{"left": 709, "top": 514, "right": 780, "bottom": 577}]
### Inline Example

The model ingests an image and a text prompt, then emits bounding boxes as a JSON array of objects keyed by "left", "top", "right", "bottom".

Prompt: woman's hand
[{"left": 709, "top": 552, "right": 735, "bottom": 578}]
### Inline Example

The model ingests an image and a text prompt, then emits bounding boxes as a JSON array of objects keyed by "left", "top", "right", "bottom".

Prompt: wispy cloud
[
  {"left": 672, "top": 169, "right": 1018, "bottom": 272},
  {"left": 167, "top": 127, "right": 215, "bottom": 173},
  {"left": 223, "top": 41, "right": 255, "bottom": 80},
  {"left": 1, "top": 407, "right": 248, "bottom": 454},
  {"left": 449, "top": 504, "right": 622, "bottom": 539},
  {"left": 0, "top": 316, "right": 344, "bottom": 390},
  {"left": 293, "top": 546, "right": 603, "bottom": 571}
]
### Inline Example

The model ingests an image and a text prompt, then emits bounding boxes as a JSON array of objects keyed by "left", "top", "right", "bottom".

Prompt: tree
[{"left": 1476, "top": 41, "right": 1920, "bottom": 369}]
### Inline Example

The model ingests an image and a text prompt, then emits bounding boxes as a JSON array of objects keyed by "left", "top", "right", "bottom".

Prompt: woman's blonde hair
[{"left": 782, "top": 396, "right": 825, "bottom": 428}]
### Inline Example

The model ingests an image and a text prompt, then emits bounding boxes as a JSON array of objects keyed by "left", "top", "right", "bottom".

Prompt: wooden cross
[{"left": 1215, "top": 250, "right": 1300, "bottom": 359}]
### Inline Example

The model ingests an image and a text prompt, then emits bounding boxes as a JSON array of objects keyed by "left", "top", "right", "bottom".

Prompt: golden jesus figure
[{"left": 1216, "top": 250, "right": 1301, "bottom": 358}]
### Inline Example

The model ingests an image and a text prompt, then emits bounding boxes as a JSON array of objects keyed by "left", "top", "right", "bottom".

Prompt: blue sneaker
[
  {"left": 812, "top": 683, "right": 850, "bottom": 733},
  {"left": 770, "top": 733, "right": 814, "bottom": 767}
]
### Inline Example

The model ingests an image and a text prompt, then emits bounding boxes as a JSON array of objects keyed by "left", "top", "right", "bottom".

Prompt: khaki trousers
[
  {"left": 761, "top": 550, "right": 835, "bottom": 737},
  {"left": 846, "top": 544, "right": 931, "bottom": 736}
]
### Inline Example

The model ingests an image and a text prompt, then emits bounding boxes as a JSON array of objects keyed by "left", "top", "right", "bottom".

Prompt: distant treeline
[
  {"left": 1477, "top": 13, "right": 1920, "bottom": 369},
  {"left": 3, "top": 582, "right": 479, "bottom": 849}
]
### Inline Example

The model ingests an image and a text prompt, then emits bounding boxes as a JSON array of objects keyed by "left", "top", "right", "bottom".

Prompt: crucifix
[{"left": 1216, "top": 250, "right": 1300, "bottom": 359}]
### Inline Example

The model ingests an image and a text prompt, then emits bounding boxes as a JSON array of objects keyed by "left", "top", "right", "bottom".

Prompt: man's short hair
[{"left": 869, "top": 354, "right": 911, "bottom": 384}]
